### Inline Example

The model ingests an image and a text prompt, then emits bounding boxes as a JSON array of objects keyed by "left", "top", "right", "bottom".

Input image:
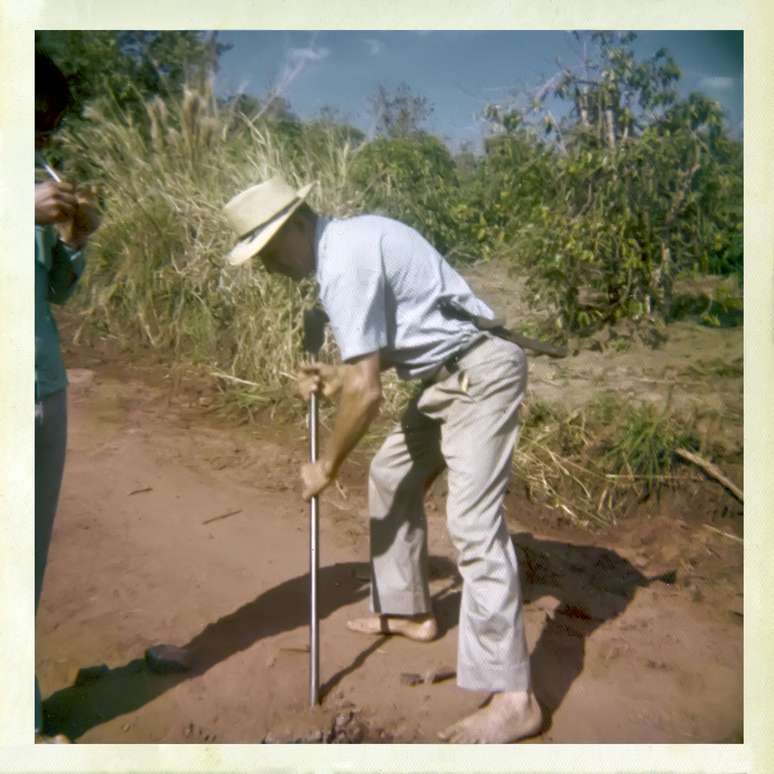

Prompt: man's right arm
[
  {"left": 298, "top": 352, "right": 382, "bottom": 501},
  {"left": 319, "top": 351, "right": 383, "bottom": 481}
]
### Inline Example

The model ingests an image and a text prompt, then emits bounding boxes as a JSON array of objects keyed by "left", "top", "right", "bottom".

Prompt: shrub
[
  {"left": 507, "top": 124, "right": 743, "bottom": 333},
  {"left": 351, "top": 133, "right": 475, "bottom": 260}
]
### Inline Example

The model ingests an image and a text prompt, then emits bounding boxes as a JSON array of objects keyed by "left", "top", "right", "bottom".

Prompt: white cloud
[
  {"left": 363, "top": 37, "right": 384, "bottom": 56},
  {"left": 288, "top": 45, "right": 331, "bottom": 64},
  {"left": 698, "top": 75, "right": 736, "bottom": 91},
  {"left": 268, "top": 43, "right": 331, "bottom": 104}
]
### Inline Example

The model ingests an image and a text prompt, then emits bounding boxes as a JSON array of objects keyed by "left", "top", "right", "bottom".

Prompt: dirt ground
[{"left": 37, "top": 275, "right": 743, "bottom": 744}]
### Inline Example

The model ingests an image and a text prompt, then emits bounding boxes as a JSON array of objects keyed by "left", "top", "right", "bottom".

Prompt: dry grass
[
  {"left": 60, "top": 83, "right": 366, "bottom": 411},
  {"left": 514, "top": 395, "right": 702, "bottom": 527}
]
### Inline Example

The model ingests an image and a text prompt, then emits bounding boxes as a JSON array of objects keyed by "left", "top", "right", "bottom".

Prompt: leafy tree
[
  {"left": 453, "top": 141, "right": 478, "bottom": 181},
  {"left": 35, "top": 30, "right": 229, "bottom": 121},
  {"left": 222, "top": 93, "right": 263, "bottom": 120},
  {"left": 302, "top": 118, "right": 365, "bottom": 164},
  {"left": 533, "top": 31, "right": 682, "bottom": 151},
  {"left": 221, "top": 92, "right": 304, "bottom": 140},
  {"left": 461, "top": 109, "right": 557, "bottom": 258},
  {"left": 351, "top": 133, "right": 472, "bottom": 258},
  {"left": 654, "top": 92, "right": 742, "bottom": 281},
  {"left": 480, "top": 32, "right": 742, "bottom": 332},
  {"left": 310, "top": 105, "right": 366, "bottom": 147},
  {"left": 368, "top": 82, "right": 433, "bottom": 138},
  {"left": 250, "top": 93, "right": 303, "bottom": 153},
  {"left": 258, "top": 94, "right": 298, "bottom": 123}
]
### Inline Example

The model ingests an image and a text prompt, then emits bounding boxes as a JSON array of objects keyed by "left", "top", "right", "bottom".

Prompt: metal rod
[
  {"left": 302, "top": 307, "right": 327, "bottom": 708},
  {"left": 308, "top": 389, "right": 320, "bottom": 706}
]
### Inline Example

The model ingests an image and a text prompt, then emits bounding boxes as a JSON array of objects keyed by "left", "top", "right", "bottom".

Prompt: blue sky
[{"left": 213, "top": 30, "right": 743, "bottom": 152}]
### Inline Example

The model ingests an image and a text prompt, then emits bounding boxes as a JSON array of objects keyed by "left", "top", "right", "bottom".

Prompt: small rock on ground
[{"left": 145, "top": 644, "right": 193, "bottom": 674}]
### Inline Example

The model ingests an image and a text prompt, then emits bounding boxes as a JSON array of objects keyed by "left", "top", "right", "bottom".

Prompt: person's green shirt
[{"left": 35, "top": 224, "right": 85, "bottom": 400}]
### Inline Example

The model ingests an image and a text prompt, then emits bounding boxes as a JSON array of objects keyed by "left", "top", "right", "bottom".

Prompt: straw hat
[{"left": 223, "top": 176, "right": 316, "bottom": 266}]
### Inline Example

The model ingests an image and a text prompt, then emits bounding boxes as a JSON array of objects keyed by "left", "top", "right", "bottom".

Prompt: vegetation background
[{"left": 36, "top": 30, "right": 743, "bottom": 527}]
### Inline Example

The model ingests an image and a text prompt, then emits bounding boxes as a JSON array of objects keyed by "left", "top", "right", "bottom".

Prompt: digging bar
[{"left": 302, "top": 307, "right": 327, "bottom": 706}]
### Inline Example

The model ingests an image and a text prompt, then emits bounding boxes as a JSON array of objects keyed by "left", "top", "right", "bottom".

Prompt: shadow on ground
[
  {"left": 316, "top": 531, "right": 671, "bottom": 736},
  {"left": 43, "top": 561, "right": 372, "bottom": 739},
  {"left": 513, "top": 531, "right": 674, "bottom": 725},
  {"left": 43, "top": 537, "right": 672, "bottom": 740},
  {"left": 42, "top": 557, "right": 460, "bottom": 740}
]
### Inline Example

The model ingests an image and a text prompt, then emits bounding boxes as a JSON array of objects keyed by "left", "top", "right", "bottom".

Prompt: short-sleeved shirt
[
  {"left": 314, "top": 214, "right": 495, "bottom": 381},
  {"left": 35, "top": 224, "right": 86, "bottom": 399}
]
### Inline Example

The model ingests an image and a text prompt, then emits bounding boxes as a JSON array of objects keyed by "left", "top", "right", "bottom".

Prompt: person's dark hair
[{"left": 35, "top": 50, "right": 71, "bottom": 133}]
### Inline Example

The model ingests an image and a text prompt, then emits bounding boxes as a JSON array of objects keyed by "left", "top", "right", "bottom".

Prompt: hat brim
[{"left": 226, "top": 181, "right": 316, "bottom": 267}]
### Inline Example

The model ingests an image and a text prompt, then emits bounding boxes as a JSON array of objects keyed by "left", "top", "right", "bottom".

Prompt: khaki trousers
[{"left": 368, "top": 335, "right": 531, "bottom": 692}]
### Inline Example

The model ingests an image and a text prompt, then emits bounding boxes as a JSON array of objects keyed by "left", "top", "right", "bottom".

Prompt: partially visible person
[{"left": 34, "top": 50, "right": 101, "bottom": 743}]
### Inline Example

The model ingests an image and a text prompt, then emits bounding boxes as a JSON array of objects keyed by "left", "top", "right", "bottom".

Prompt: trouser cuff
[
  {"left": 457, "top": 657, "right": 532, "bottom": 693},
  {"left": 370, "top": 588, "right": 432, "bottom": 616}
]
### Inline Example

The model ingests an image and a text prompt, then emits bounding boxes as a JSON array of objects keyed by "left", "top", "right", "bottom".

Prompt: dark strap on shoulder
[
  {"left": 487, "top": 322, "right": 568, "bottom": 359},
  {"left": 439, "top": 299, "right": 568, "bottom": 358}
]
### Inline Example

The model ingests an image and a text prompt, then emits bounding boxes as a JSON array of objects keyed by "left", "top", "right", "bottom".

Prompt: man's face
[{"left": 259, "top": 216, "right": 313, "bottom": 281}]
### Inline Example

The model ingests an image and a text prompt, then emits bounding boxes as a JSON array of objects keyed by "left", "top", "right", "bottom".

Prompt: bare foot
[
  {"left": 346, "top": 614, "right": 438, "bottom": 642},
  {"left": 438, "top": 690, "right": 543, "bottom": 743}
]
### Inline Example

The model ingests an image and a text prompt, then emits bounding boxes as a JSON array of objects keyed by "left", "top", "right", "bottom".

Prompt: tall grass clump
[
  {"left": 515, "top": 395, "right": 701, "bottom": 527},
  {"left": 602, "top": 402, "right": 697, "bottom": 496},
  {"left": 58, "top": 84, "right": 373, "bottom": 415}
]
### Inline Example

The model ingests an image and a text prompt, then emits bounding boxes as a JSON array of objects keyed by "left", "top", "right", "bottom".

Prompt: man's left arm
[{"left": 301, "top": 351, "right": 382, "bottom": 500}]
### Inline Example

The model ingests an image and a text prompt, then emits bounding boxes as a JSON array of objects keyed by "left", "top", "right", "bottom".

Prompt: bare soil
[{"left": 37, "top": 268, "right": 743, "bottom": 744}]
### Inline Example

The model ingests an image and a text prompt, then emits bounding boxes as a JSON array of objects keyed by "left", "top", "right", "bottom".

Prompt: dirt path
[{"left": 36, "top": 344, "right": 742, "bottom": 744}]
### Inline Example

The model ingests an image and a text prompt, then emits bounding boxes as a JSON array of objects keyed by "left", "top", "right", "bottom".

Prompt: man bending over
[{"left": 222, "top": 176, "right": 542, "bottom": 743}]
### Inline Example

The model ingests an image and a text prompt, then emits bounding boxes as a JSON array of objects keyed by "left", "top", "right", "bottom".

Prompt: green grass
[
  {"left": 515, "top": 394, "right": 702, "bottom": 527},
  {"left": 601, "top": 403, "right": 698, "bottom": 497}
]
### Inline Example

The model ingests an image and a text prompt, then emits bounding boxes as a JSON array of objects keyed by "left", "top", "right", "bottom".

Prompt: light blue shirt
[
  {"left": 35, "top": 224, "right": 85, "bottom": 399},
  {"left": 314, "top": 215, "right": 495, "bottom": 381}
]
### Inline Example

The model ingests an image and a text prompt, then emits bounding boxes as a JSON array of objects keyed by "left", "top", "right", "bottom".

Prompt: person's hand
[
  {"left": 297, "top": 363, "right": 344, "bottom": 401},
  {"left": 55, "top": 187, "right": 101, "bottom": 248},
  {"left": 35, "top": 181, "right": 77, "bottom": 225},
  {"left": 301, "top": 459, "right": 334, "bottom": 500}
]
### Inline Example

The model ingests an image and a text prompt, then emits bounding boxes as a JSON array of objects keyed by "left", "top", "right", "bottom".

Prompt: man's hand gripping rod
[{"left": 302, "top": 307, "right": 328, "bottom": 706}]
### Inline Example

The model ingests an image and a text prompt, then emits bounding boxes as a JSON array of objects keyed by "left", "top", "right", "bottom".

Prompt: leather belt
[{"left": 426, "top": 334, "right": 490, "bottom": 384}]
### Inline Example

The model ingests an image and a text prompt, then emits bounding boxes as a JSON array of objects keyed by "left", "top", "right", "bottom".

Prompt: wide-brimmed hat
[{"left": 223, "top": 175, "right": 316, "bottom": 266}]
